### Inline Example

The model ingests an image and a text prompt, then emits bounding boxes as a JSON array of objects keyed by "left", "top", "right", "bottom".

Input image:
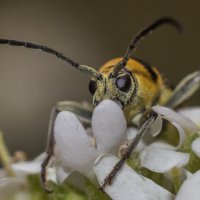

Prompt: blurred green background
[{"left": 0, "top": 0, "right": 199, "bottom": 157}]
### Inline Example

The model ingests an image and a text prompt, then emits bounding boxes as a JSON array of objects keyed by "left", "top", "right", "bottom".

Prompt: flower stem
[{"left": 0, "top": 131, "right": 14, "bottom": 176}]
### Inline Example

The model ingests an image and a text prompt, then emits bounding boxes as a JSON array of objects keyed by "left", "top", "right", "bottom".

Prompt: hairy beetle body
[{"left": 94, "top": 58, "right": 172, "bottom": 122}]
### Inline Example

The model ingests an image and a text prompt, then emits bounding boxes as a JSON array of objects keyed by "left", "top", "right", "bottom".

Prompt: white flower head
[
  {"left": 54, "top": 99, "right": 127, "bottom": 181},
  {"left": 94, "top": 106, "right": 200, "bottom": 199},
  {"left": 2, "top": 103, "right": 199, "bottom": 200}
]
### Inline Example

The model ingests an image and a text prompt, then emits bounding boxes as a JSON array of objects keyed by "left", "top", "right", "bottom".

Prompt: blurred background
[{"left": 0, "top": 0, "right": 199, "bottom": 158}]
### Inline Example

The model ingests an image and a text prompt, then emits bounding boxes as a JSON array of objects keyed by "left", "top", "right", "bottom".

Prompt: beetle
[{"left": 0, "top": 17, "right": 199, "bottom": 192}]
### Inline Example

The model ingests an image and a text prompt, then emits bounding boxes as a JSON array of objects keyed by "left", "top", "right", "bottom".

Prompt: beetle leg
[
  {"left": 165, "top": 71, "right": 200, "bottom": 108},
  {"left": 41, "top": 101, "right": 92, "bottom": 192},
  {"left": 100, "top": 110, "right": 158, "bottom": 192}
]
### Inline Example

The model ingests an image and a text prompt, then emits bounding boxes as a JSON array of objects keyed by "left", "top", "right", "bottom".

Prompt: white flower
[
  {"left": 138, "top": 106, "right": 199, "bottom": 173},
  {"left": 94, "top": 154, "right": 174, "bottom": 200},
  {"left": 0, "top": 99, "right": 127, "bottom": 192},
  {"left": 121, "top": 106, "right": 199, "bottom": 175},
  {"left": 52, "top": 103, "right": 200, "bottom": 199},
  {"left": 10, "top": 153, "right": 45, "bottom": 175},
  {"left": 139, "top": 142, "right": 190, "bottom": 173},
  {"left": 0, "top": 153, "right": 49, "bottom": 200},
  {"left": 94, "top": 106, "right": 200, "bottom": 200},
  {"left": 1, "top": 103, "right": 199, "bottom": 200},
  {"left": 54, "top": 99, "right": 127, "bottom": 182}
]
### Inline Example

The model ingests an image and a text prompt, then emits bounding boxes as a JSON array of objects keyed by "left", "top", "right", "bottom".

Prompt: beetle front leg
[
  {"left": 100, "top": 110, "right": 158, "bottom": 191},
  {"left": 41, "top": 101, "right": 92, "bottom": 192},
  {"left": 165, "top": 71, "right": 200, "bottom": 108}
]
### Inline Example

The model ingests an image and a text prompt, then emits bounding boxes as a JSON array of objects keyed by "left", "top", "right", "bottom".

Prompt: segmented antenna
[
  {"left": 113, "top": 17, "right": 183, "bottom": 75},
  {"left": 0, "top": 39, "right": 101, "bottom": 78}
]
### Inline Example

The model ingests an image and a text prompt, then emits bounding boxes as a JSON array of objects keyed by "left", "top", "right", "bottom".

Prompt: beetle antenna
[
  {"left": 0, "top": 39, "right": 101, "bottom": 79},
  {"left": 114, "top": 17, "right": 183, "bottom": 75}
]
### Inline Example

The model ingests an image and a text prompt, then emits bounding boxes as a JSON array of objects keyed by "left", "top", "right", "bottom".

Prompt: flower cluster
[
  {"left": 0, "top": 100, "right": 200, "bottom": 200},
  {"left": 93, "top": 103, "right": 200, "bottom": 200}
]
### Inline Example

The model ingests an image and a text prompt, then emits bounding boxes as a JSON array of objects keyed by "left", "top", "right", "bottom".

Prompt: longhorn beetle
[{"left": 0, "top": 17, "right": 200, "bottom": 192}]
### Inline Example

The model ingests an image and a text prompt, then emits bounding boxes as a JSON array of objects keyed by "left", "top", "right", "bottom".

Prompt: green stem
[{"left": 0, "top": 131, "right": 14, "bottom": 176}]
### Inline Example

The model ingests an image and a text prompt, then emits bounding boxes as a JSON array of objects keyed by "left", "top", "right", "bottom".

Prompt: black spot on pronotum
[{"left": 134, "top": 58, "right": 158, "bottom": 81}]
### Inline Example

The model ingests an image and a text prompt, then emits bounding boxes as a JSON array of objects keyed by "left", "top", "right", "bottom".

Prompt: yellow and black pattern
[{"left": 99, "top": 58, "right": 172, "bottom": 110}]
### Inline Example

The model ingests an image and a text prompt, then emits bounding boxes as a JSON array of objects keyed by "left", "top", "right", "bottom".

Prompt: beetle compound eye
[
  {"left": 115, "top": 74, "right": 132, "bottom": 93},
  {"left": 89, "top": 79, "right": 97, "bottom": 95}
]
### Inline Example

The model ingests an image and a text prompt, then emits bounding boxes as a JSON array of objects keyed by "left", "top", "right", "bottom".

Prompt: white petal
[
  {"left": 54, "top": 111, "right": 97, "bottom": 173},
  {"left": 153, "top": 106, "right": 198, "bottom": 150},
  {"left": 178, "top": 107, "right": 200, "bottom": 127},
  {"left": 46, "top": 167, "right": 57, "bottom": 183},
  {"left": 149, "top": 114, "right": 163, "bottom": 137},
  {"left": 6, "top": 153, "right": 45, "bottom": 176},
  {"left": 55, "top": 166, "right": 71, "bottom": 184},
  {"left": 46, "top": 165, "right": 71, "bottom": 184},
  {"left": 145, "top": 140, "right": 176, "bottom": 149},
  {"left": 11, "top": 161, "right": 41, "bottom": 174},
  {"left": 149, "top": 121, "right": 186, "bottom": 150},
  {"left": 140, "top": 144, "right": 190, "bottom": 173},
  {"left": 33, "top": 152, "right": 47, "bottom": 162},
  {"left": 45, "top": 151, "right": 71, "bottom": 184},
  {"left": 192, "top": 137, "right": 200, "bottom": 158},
  {"left": 153, "top": 106, "right": 200, "bottom": 133},
  {"left": 94, "top": 154, "right": 173, "bottom": 200},
  {"left": 170, "top": 121, "right": 186, "bottom": 150},
  {"left": 92, "top": 100, "right": 127, "bottom": 153},
  {"left": 176, "top": 170, "right": 200, "bottom": 200},
  {"left": 144, "top": 177, "right": 173, "bottom": 199}
]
